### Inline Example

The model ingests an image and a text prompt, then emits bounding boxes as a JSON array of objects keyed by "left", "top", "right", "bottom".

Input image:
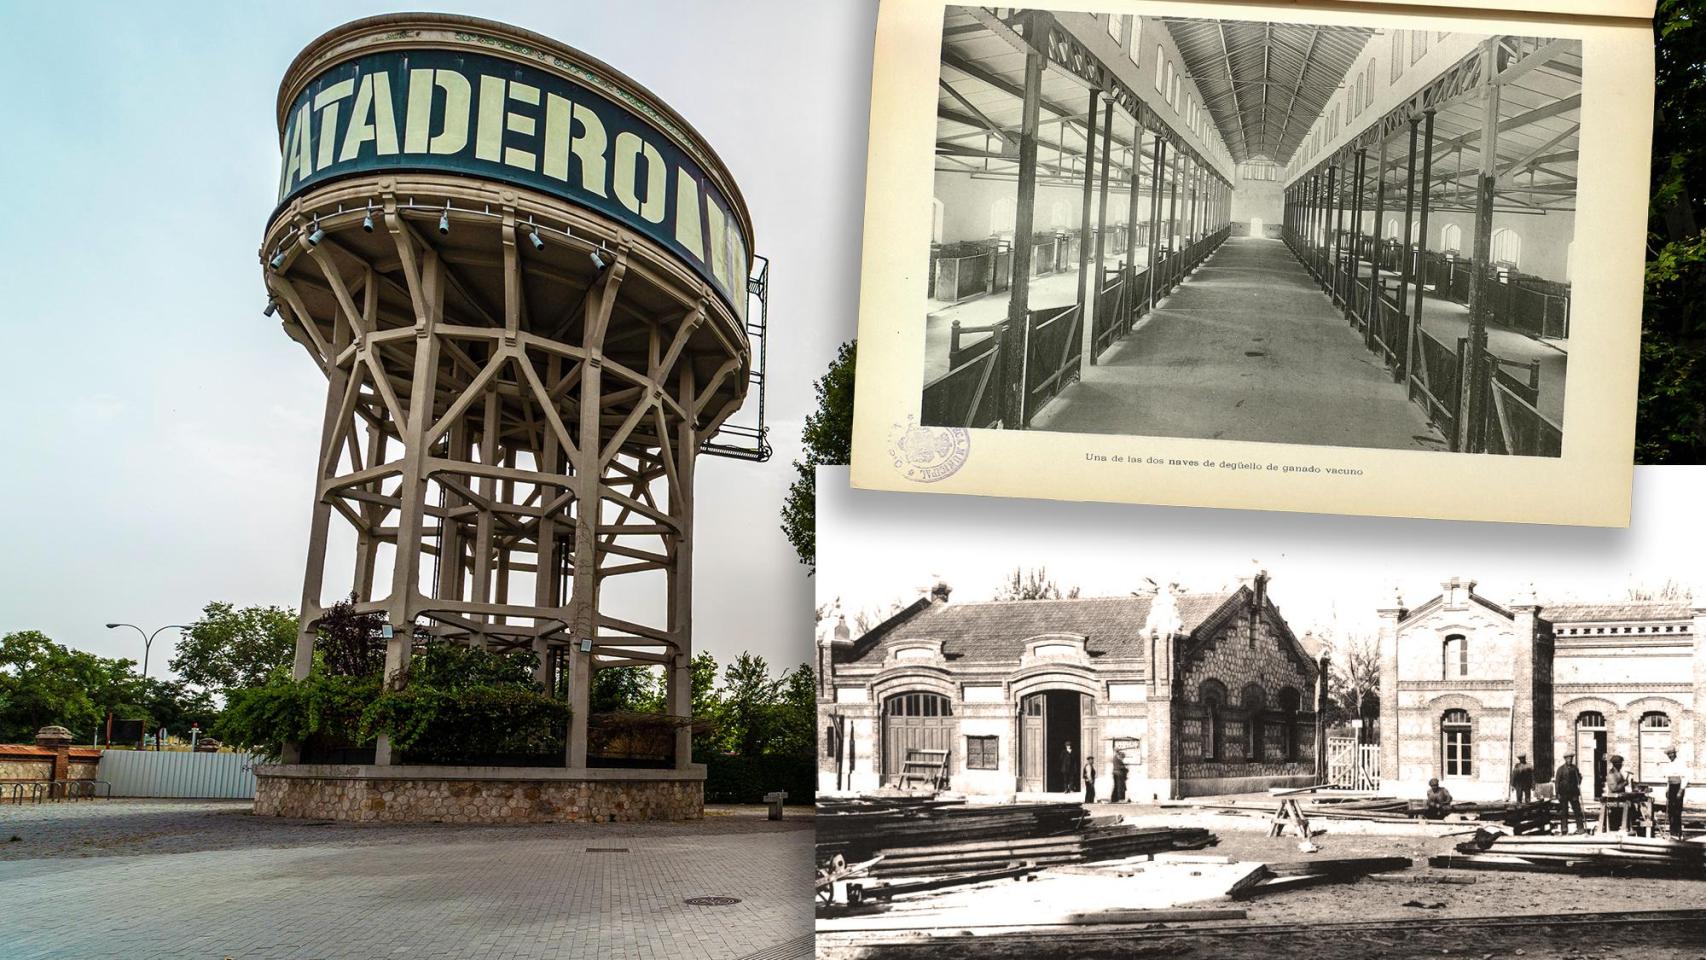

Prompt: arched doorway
[
  {"left": 881, "top": 691, "right": 954, "bottom": 785},
  {"left": 1575, "top": 710, "right": 1607, "bottom": 799},
  {"left": 1017, "top": 690, "right": 1097, "bottom": 793}
]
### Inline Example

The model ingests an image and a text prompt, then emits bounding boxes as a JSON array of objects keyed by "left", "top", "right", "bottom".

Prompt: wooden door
[
  {"left": 1079, "top": 692, "right": 1100, "bottom": 790},
  {"left": 881, "top": 692, "right": 954, "bottom": 784},
  {"left": 1019, "top": 693, "right": 1045, "bottom": 792},
  {"left": 1576, "top": 727, "right": 1604, "bottom": 799}
]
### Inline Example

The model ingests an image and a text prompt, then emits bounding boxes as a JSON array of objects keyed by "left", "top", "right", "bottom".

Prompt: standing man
[
  {"left": 1111, "top": 749, "right": 1129, "bottom": 803},
  {"left": 1555, "top": 754, "right": 1586, "bottom": 834},
  {"left": 1660, "top": 747, "right": 1691, "bottom": 838},
  {"left": 1511, "top": 753, "right": 1535, "bottom": 804},
  {"left": 1083, "top": 754, "right": 1098, "bottom": 804},
  {"left": 1059, "top": 742, "right": 1078, "bottom": 793}
]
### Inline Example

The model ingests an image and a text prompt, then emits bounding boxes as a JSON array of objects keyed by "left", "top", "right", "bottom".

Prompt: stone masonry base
[{"left": 254, "top": 764, "right": 705, "bottom": 823}]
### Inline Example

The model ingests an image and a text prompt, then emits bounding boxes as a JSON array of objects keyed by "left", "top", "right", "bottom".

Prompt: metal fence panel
[{"left": 97, "top": 750, "right": 258, "bottom": 799}]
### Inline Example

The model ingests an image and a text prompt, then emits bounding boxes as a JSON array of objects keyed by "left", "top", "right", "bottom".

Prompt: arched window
[
  {"left": 990, "top": 196, "right": 1017, "bottom": 237},
  {"left": 1442, "top": 708, "right": 1472, "bottom": 777},
  {"left": 931, "top": 197, "right": 945, "bottom": 244},
  {"left": 1243, "top": 686, "right": 1266, "bottom": 763},
  {"left": 1565, "top": 240, "right": 1574, "bottom": 283},
  {"left": 1638, "top": 712, "right": 1672, "bottom": 782},
  {"left": 1576, "top": 711, "right": 1606, "bottom": 729},
  {"left": 1442, "top": 634, "right": 1468, "bottom": 679},
  {"left": 1411, "top": 220, "right": 1422, "bottom": 246},
  {"left": 1491, "top": 228, "right": 1521, "bottom": 269},
  {"left": 1440, "top": 223, "right": 1462, "bottom": 254},
  {"left": 1199, "top": 680, "right": 1226, "bottom": 762},
  {"left": 1155, "top": 46, "right": 1166, "bottom": 92},
  {"left": 1385, "top": 217, "right": 1398, "bottom": 241},
  {"left": 884, "top": 692, "right": 952, "bottom": 717}
]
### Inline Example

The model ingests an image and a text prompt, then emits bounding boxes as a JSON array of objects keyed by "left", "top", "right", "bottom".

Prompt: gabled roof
[
  {"left": 1541, "top": 599, "right": 1694, "bottom": 625},
  {"left": 835, "top": 592, "right": 1237, "bottom": 667},
  {"left": 1400, "top": 590, "right": 1514, "bottom": 624}
]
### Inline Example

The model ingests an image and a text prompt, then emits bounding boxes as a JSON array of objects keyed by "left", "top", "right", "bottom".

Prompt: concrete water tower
[{"left": 256, "top": 14, "right": 768, "bottom": 822}]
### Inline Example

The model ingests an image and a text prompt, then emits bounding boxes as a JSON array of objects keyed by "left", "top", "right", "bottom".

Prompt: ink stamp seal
[{"left": 888, "top": 417, "right": 970, "bottom": 483}]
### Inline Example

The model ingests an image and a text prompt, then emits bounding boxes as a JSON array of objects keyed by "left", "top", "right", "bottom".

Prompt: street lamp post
[
  {"left": 104, "top": 623, "right": 192, "bottom": 748},
  {"left": 104, "top": 622, "right": 191, "bottom": 682}
]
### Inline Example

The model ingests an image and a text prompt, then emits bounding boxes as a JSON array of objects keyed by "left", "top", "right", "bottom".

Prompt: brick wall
[{"left": 1175, "top": 603, "right": 1317, "bottom": 790}]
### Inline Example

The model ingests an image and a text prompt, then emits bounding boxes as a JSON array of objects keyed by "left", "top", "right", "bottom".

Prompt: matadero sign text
[{"left": 276, "top": 48, "right": 751, "bottom": 316}]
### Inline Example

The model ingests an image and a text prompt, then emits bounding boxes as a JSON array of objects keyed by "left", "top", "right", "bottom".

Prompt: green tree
[
  {"left": 169, "top": 602, "right": 299, "bottom": 694},
  {"left": 780, "top": 340, "right": 856, "bottom": 570},
  {"left": 1641, "top": 1, "right": 1706, "bottom": 461},
  {"left": 720, "top": 652, "right": 784, "bottom": 757},
  {"left": 590, "top": 665, "right": 665, "bottom": 713},
  {"left": 772, "top": 663, "right": 818, "bottom": 760},
  {"left": 0, "top": 631, "right": 146, "bottom": 742},
  {"left": 689, "top": 651, "right": 725, "bottom": 758}
]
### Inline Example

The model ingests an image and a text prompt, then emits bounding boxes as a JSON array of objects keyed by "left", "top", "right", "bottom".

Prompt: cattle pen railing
[
  {"left": 922, "top": 227, "right": 1229, "bottom": 429},
  {"left": 1284, "top": 229, "right": 1563, "bottom": 458}
]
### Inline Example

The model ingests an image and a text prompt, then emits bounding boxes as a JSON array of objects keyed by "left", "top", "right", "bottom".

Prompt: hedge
[{"left": 702, "top": 753, "right": 815, "bottom": 804}]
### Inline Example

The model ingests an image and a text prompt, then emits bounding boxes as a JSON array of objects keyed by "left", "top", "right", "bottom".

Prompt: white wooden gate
[
  {"left": 1326, "top": 737, "right": 1380, "bottom": 790},
  {"left": 97, "top": 750, "right": 258, "bottom": 799}
]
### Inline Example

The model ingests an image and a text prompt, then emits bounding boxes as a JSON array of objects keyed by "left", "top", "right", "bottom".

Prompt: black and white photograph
[
  {"left": 920, "top": 8, "right": 1579, "bottom": 456},
  {"left": 813, "top": 464, "right": 1706, "bottom": 957},
  {"left": 850, "top": 0, "right": 1654, "bottom": 524}
]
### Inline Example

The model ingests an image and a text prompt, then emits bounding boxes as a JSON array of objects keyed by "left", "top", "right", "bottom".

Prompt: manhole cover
[
  {"left": 585, "top": 847, "right": 629, "bottom": 853},
  {"left": 684, "top": 896, "right": 742, "bottom": 906}
]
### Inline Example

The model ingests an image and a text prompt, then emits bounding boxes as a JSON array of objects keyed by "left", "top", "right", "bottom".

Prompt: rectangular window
[
  {"left": 1443, "top": 728, "right": 1472, "bottom": 777},
  {"left": 1156, "top": 46, "right": 1166, "bottom": 91},
  {"left": 1391, "top": 32, "right": 1404, "bottom": 81},
  {"left": 1132, "top": 18, "right": 1142, "bottom": 60},
  {"left": 1106, "top": 13, "right": 1121, "bottom": 42},
  {"left": 966, "top": 735, "right": 998, "bottom": 770},
  {"left": 1413, "top": 30, "right": 1429, "bottom": 64}
]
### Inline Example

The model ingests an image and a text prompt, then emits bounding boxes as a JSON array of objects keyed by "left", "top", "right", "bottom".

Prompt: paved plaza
[{"left": 3, "top": 800, "right": 814, "bottom": 960}]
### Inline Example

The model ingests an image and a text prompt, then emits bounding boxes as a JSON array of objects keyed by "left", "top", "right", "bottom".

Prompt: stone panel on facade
[{"left": 254, "top": 774, "right": 704, "bottom": 824}]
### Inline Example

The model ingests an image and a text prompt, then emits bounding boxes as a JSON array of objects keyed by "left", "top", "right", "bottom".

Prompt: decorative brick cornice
[
  {"left": 1399, "top": 680, "right": 1513, "bottom": 691},
  {"left": 1555, "top": 683, "right": 1693, "bottom": 694}
]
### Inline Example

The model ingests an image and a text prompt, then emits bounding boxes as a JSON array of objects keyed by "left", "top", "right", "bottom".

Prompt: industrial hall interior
[{"left": 921, "top": 7, "right": 1578, "bottom": 457}]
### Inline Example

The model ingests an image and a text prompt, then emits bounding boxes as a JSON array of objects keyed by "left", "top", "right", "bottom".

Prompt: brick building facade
[
  {"left": 1379, "top": 578, "right": 1704, "bottom": 801},
  {"left": 817, "top": 573, "right": 1321, "bottom": 800}
]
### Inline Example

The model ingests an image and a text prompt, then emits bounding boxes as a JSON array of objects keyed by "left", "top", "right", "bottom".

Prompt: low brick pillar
[{"left": 34, "top": 725, "right": 73, "bottom": 796}]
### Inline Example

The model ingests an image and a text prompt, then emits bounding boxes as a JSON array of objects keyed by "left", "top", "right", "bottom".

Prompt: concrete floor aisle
[{"left": 1031, "top": 236, "right": 1446, "bottom": 451}]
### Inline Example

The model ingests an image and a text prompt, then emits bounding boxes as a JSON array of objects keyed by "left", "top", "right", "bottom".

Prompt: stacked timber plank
[
  {"left": 817, "top": 799, "right": 1089, "bottom": 864},
  {"left": 1433, "top": 829, "right": 1706, "bottom": 878},
  {"left": 868, "top": 825, "right": 1217, "bottom": 878},
  {"left": 818, "top": 797, "right": 1216, "bottom": 889}
]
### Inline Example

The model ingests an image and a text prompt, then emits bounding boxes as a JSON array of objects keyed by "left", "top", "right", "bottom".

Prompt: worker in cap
[
  {"left": 1554, "top": 754, "right": 1585, "bottom": 834},
  {"left": 1604, "top": 754, "right": 1642, "bottom": 833},
  {"left": 1511, "top": 753, "right": 1535, "bottom": 805},
  {"left": 1660, "top": 747, "right": 1691, "bottom": 838}
]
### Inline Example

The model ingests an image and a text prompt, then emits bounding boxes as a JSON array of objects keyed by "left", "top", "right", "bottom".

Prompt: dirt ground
[{"left": 818, "top": 801, "right": 1706, "bottom": 958}]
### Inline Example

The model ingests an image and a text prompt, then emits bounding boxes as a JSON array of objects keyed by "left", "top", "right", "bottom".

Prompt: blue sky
[{"left": 0, "top": 1, "right": 876, "bottom": 675}]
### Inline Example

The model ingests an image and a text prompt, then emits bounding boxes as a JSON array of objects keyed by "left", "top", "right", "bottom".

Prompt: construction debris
[
  {"left": 1228, "top": 856, "right": 1415, "bottom": 899},
  {"left": 816, "top": 796, "right": 1220, "bottom": 908},
  {"left": 1433, "top": 829, "right": 1706, "bottom": 878}
]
